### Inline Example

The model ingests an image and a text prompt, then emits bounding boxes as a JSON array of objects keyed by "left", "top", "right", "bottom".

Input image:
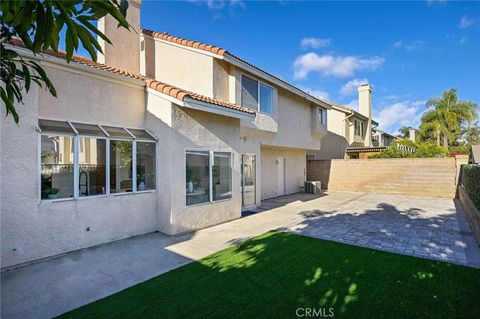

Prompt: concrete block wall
[{"left": 307, "top": 156, "right": 468, "bottom": 198}]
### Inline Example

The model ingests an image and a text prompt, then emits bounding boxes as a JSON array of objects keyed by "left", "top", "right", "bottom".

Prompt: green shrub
[
  {"left": 370, "top": 141, "right": 449, "bottom": 159},
  {"left": 463, "top": 165, "right": 480, "bottom": 210},
  {"left": 414, "top": 143, "right": 449, "bottom": 157}
]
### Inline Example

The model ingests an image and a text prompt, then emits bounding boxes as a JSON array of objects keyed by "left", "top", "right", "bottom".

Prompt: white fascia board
[
  {"left": 223, "top": 53, "right": 332, "bottom": 110},
  {"left": 183, "top": 97, "right": 255, "bottom": 120},
  {"left": 146, "top": 88, "right": 255, "bottom": 120},
  {"left": 8, "top": 45, "right": 145, "bottom": 89}
]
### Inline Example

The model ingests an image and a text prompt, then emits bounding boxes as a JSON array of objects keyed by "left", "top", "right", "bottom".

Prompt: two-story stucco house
[
  {"left": 308, "top": 84, "right": 382, "bottom": 160},
  {"left": 0, "top": 1, "right": 330, "bottom": 269},
  {"left": 372, "top": 128, "right": 398, "bottom": 147}
]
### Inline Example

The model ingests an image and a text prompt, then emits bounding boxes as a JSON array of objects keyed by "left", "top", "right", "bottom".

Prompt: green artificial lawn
[{"left": 59, "top": 231, "right": 480, "bottom": 319}]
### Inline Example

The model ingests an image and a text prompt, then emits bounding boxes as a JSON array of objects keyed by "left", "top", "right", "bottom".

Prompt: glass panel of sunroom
[
  {"left": 186, "top": 151, "right": 210, "bottom": 206},
  {"left": 38, "top": 119, "right": 74, "bottom": 134},
  {"left": 136, "top": 142, "right": 156, "bottom": 191},
  {"left": 73, "top": 122, "right": 107, "bottom": 137},
  {"left": 213, "top": 152, "right": 232, "bottom": 201},
  {"left": 79, "top": 137, "right": 107, "bottom": 196},
  {"left": 103, "top": 126, "right": 132, "bottom": 139},
  {"left": 128, "top": 129, "right": 155, "bottom": 141},
  {"left": 41, "top": 135, "right": 74, "bottom": 199},
  {"left": 109, "top": 140, "right": 133, "bottom": 193}
]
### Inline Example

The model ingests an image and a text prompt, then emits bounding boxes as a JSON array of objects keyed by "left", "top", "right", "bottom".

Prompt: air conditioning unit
[{"left": 304, "top": 181, "right": 321, "bottom": 194}]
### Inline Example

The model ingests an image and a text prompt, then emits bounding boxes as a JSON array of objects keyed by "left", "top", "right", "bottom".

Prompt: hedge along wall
[
  {"left": 306, "top": 156, "right": 468, "bottom": 198},
  {"left": 463, "top": 165, "right": 480, "bottom": 210},
  {"left": 460, "top": 164, "right": 480, "bottom": 245}
]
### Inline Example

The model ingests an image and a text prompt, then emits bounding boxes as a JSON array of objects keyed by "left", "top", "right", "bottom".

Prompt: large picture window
[
  {"left": 186, "top": 150, "right": 232, "bottom": 206},
  {"left": 186, "top": 151, "right": 210, "bottom": 206},
  {"left": 213, "top": 152, "right": 232, "bottom": 201},
  {"left": 38, "top": 120, "right": 156, "bottom": 201}
]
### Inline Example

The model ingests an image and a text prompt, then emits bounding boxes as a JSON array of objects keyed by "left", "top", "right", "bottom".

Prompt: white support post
[
  {"left": 209, "top": 151, "right": 213, "bottom": 202},
  {"left": 73, "top": 135, "right": 79, "bottom": 199},
  {"left": 132, "top": 140, "right": 137, "bottom": 193},
  {"left": 106, "top": 139, "right": 110, "bottom": 195}
]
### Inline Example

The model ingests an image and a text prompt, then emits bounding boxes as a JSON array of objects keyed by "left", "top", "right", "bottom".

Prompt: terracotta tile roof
[
  {"left": 140, "top": 29, "right": 227, "bottom": 56},
  {"left": 8, "top": 38, "right": 253, "bottom": 115},
  {"left": 145, "top": 78, "right": 254, "bottom": 114}
]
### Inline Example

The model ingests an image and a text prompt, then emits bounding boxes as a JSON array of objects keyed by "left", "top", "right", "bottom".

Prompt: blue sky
[{"left": 141, "top": 1, "right": 478, "bottom": 134}]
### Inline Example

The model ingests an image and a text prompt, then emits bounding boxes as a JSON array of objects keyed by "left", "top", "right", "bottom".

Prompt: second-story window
[
  {"left": 241, "top": 75, "right": 258, "bottom": 110},
  {"left": 318, "top": 108, "right": 327, "bottom": 125},
  {"left": 241, "top": 75, "right": 274, "bottom": 115}
]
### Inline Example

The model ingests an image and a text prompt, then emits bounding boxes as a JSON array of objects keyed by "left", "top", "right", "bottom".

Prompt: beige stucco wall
[
  {"left": 148, "top": 37, "right": 215, "bottom": 97},
  {"left": 146, "top": 98, "right": 243, "bottom": 234},
  {"left": 260, "top": 146, "right": 306, "bottom": 200},
  {"left": 0, "top": 66, "right": 157, "bottom": 269}
]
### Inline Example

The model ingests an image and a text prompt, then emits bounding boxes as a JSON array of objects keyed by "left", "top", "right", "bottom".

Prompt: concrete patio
[{"left": 2, "top": 191, "right": 479, "bottom": 319}]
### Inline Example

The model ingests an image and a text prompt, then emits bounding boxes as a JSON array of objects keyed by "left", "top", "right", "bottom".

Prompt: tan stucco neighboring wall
[
  {"left": 151, "top": 39, "right": 214, "bottom": 97},
  {"left": 260, "top": 146, "right": 306, "bottom": 200},
  {"left": 306, "top": 158, "right": 461, "bottom": 198},
  {"left": 0, "top": 69, "right": 157, "bottom": 269}
]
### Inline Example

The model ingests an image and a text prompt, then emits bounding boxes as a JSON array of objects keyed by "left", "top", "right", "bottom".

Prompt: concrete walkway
[{"left": 2, "top": 191, "right": 479, "bottom": 318}]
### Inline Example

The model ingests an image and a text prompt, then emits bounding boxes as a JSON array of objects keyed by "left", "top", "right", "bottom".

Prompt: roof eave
[
  {"left": 183, "top": 97, "right": 255, "bottom": 120},
  {"left": 7, "top": 45, "right": 145, "bottom": 87}
]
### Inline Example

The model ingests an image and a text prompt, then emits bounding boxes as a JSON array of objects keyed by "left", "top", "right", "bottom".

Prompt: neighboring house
[
  {"left": 308, "top": 84, "right": 379, "bottom": 159},
  {"left": 0, "top": 1, "right": 330, "bottom": 269},
  {"left": 372, "top": 129, "right": 398, "bottom": 147}
]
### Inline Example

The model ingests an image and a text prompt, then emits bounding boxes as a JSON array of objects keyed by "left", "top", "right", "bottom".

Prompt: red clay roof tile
[{"left": 8, "top": 38, "right": 253, "bottom": 116}]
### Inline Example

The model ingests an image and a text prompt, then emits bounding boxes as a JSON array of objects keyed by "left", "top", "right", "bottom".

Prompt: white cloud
[
  {"left": 187, "top": 0, "right": 245, "bottom": 18},
  {"left": 375, "top": 100, "right": 426, "bottom": 132},
  {"left": 339, "top": 78, "right": 369, "bottom": 95},
  {"left": 300, "top": 87, "right": 330, "bottom": 100},
  {"left": 293, "top": 53, "right": 385, "bottom": 79},
  {"left": 393, "top": 40, "right": 426, "bottom": 52},
  {"left": 300, "top": 37, "right": 331, "bottom": 49},
  {"left": 460, "top": 15, "right": 475, "bottom": 28}
]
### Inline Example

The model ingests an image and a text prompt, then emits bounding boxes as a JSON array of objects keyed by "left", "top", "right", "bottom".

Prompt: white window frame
[
  {"left": 185, "top": 149, "right": 233, "bottom": 207},
  {"left": 38, "top": 121, "right": 157, "bottom": 203},
  {"left": 241, "top": 74, "right": 275, "bottom": 115}
]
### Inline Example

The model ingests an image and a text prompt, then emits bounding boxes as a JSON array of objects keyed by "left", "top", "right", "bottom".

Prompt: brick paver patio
[{"left": 282, "top": 192, "right": 480, "bottom": 267}]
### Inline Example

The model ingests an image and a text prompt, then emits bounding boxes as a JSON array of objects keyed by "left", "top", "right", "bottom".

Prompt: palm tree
[
  {"left": 398, "top": 126, "right": 413, "bottom": 139},
  {"left": 419, "top": 89, "right": 477, "bottom": 147}
]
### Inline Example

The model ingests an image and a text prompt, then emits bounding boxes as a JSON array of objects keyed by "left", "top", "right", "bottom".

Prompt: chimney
[
  {"left": 97, "top": 0, "right": 142, "bottom": 74},
  {"left": 358, "top": 84, "right": 373, "bottom": 147},
  {"left": 409, "top": 128, "right": 416, "bottom": 143}
]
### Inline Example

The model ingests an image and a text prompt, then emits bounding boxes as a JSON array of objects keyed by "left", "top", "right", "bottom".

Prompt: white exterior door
[{"left": 277, "top": 157, "right": 285, "bottom": 196}]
